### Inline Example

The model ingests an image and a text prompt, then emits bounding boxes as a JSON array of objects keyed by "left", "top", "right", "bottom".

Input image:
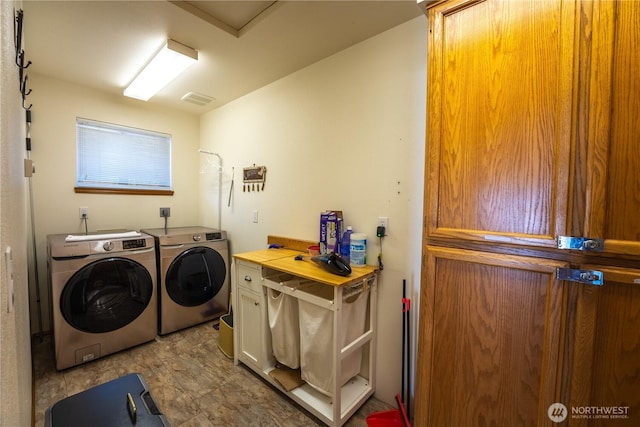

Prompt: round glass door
[
  {"left": 60, "top": 258, "right": 153, "bottom": 333},
  {"left": 165, "top": 246, "right": 226, "bottom": 307}
]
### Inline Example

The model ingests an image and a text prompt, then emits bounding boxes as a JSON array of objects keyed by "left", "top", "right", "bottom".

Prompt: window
[{"left": 75, "top": 118, "right": 172, "bottom": 195}]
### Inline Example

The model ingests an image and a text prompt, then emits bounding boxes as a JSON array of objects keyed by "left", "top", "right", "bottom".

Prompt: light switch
[
  {"left": 5, "top": 247, "right": 14, "bottom": 313},
  {"left": 252, "top": 210, "right": 259, "bottom": 223}
]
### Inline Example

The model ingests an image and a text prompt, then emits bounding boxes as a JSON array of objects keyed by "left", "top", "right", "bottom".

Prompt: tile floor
[{"left": 32, "top": 322, "right": 393, "bottom": 426}]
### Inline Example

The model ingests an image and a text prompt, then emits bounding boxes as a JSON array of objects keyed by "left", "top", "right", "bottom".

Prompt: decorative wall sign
[{"left": 243, "top": 165, "right": 267, "bottom": 192}]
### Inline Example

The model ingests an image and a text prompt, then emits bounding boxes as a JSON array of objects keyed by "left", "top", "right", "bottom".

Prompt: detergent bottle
[{"left": 339, "top": 226, "right": 353, "bottom": 263}]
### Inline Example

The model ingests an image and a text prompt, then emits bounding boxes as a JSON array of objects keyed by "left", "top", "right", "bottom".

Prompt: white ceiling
[{"left": 22, "top": 0, "right": 423, "bottom": 115}]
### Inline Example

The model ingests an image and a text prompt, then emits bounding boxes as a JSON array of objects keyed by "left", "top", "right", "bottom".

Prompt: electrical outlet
[
  {"left": 378, "top": 216, "right": 388, "bottom": 231},
  {"left": 159, "top": 207, "right": 171, "bottom": 218},
  {"left": 79, "top": 207, "right": 89, "bottom": 219}
]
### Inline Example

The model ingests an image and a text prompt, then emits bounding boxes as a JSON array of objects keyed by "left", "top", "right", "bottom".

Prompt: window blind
[{"left": 76, "top": 118, "right": 171, "bottom": 191}]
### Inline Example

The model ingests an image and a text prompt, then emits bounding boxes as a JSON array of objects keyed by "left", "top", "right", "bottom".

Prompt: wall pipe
[
  {"left": 198, "top": 149, "right": 223, "bottom": 230},
  {"left": 26, "top": 110, "right": 43, "bottom": 341}
]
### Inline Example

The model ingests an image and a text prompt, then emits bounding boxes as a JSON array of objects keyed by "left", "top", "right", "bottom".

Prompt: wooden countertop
[
  {"left": 234, "top": 249, "right": 377, "bottom": 287},
  {"left": 233, "top": 248, "right": 301, "bottom": 263}
]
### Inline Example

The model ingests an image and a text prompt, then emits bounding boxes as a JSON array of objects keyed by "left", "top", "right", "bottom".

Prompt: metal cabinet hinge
[
  {"left": 557, "top": 267, "right": 604, "bottom": 286},
  {"left": 557, "top": 236, "right": 604, "bottom": 252}
]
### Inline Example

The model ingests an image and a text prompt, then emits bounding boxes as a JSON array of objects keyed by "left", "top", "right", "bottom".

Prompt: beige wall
[
  {"left": 1, "top": 1, "right": 33, "bottom": 425},
  {"left": 199, "top": 16, "right": 427, "bottom": 405},
  {"left": 27, "top": 75, "right": 201, "bottom": 331}
]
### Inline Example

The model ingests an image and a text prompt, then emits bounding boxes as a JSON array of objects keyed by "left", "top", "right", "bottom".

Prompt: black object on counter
[{"left": 310, "top": 252, "right": 352, "bottom": 276}]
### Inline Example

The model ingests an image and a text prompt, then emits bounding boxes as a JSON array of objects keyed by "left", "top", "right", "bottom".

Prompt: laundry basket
[
  {"left": 267, "top": 287, "right": 301, "bottom": 368},
  {"left": 265, "top": 272, "right": 308, "bottom": 369},
  {"left": 217, "top": 313, "right": 234, "bottom": 358},
  {"left": 299, "top": 283, "right": 370, "bottom": 396}
]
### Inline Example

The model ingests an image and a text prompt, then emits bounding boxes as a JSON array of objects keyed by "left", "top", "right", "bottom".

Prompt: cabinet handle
[
  {"left": 254, "top": 302, "right": 259, "bottom": 306},
  {"left": 557, "top": 267, "right": 604, "bottom": 286},
  {"left": 557, "top": 236, "right": 604, "bottom": 252},
  {"left": 244, "top": 275, "right": 252, "bottom": 282}
]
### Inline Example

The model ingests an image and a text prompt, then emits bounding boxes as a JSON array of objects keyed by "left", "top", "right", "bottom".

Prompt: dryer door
[
  {"left": 165, "top": 246, "right": 226, "bottom": 307},
  {"left": 60, "top": 258, "right": 154, "bottom": 333}
]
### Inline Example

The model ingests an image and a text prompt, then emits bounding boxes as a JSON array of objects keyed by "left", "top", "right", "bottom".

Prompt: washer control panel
[
  {"left": 122, "top": 238, "right": 147, "bottom": 250},
  {"left": 90, "top": 237, "right": 150, "bottom": 254}
]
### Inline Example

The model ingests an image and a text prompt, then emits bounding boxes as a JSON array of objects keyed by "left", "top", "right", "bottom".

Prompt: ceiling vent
[{"left": 181, "top": 92, "right": 215, "bottom": 106}]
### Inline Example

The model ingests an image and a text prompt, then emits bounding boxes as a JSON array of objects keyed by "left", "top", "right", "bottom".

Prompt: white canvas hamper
[
  {"left": 299, "top": 285, "right": 370, "bottom": 396},
  {"left": 267, "top": 287, "right": 301, "bottom": 369}
]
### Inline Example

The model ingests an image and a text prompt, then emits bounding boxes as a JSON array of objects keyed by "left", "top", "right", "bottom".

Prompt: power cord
[
  {"left": 81, "top": 214, "right": 88, "bottom": 235},
  {"left": 376, "top": 226, "right": 385, "bottom": 270}
]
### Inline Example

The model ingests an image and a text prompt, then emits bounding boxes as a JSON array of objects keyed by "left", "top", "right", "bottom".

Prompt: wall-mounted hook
[
  {"left": 22, "top": 98, "right": 32, "bottom": 111},
  {"left": 21, "top": 75, "right": 32, "bottom": 110},
  {"left": 14, "top": 9, "right": 23, "bottom": 61},
  {"left": 15, "top": 9, "right": 33, "bottom": 111},
  {"left": 21, "top": 75, "right": 32, "bottom": 96},
  {"left": 18, "top": 52, "right": 28, "bottom": 85},
  {"left": 14, "top": 10, "right": 31, "bottom": 69},
  {"left": 17, "top": 49, "right": 31, "bottom": 70}
]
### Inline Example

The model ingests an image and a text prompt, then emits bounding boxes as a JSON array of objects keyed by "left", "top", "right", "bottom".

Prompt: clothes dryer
[
  {"left": 141, "top": 226, "right": 230, "bottom": 335},
  {"left": 47, "top": 232, "right": 157, "bottom": 370}
]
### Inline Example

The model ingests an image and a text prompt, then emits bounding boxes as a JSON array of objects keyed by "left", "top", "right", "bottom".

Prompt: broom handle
[
  {"left": 406, "top": 295, "right": 411, "bottom": 418},
  {"left": 401, "top": 279, "right": 406, "bottom": 404}
]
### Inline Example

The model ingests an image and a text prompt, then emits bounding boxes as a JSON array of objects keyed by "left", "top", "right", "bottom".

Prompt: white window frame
[{"left": 75, "top": 118, "right": 173, "bottom": 195}]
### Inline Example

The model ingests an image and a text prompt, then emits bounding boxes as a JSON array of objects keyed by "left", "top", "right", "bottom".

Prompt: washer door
[
  {"left": 60, "top": 258, "right": 153, "bottom": 333},
  {"left": 165, "top": 246, "right": 226, "bottom": 307}
]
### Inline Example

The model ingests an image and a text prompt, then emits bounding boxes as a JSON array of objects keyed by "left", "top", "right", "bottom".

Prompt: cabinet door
[
  {"left": 562, "top": 266, "right": 640, "bottom": 425},
  {"left": 237, "top": 287, "right": 263, "bottom": 369},
  {"left": 415, "top": 246, "right": 568, "bottom": 426},
  {"left": 425, "top": 0, "right": 576, "bottom": 249},
  {"left": 577, "top": 0, "right": 640, "bottom": 257}
]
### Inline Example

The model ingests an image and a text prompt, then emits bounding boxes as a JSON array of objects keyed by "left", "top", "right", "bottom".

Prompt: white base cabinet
[
  {"left": 233, "top": 256, "right": 378, "bottom": 427},
  {"left": 235, "top": 260, "right": 274, "bottom": 371}
]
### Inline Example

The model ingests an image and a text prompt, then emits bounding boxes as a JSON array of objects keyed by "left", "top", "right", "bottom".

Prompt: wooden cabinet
[
  {"left": 574, "top": 0, "right": 640, "bottom": 256},
  {"left": 424, "top": 0, "right": 640, "bottom": 257},
  {"left": 418, "top": 246, "right": 569, "bottom": 426},
  {"left": 564, "top": 266, "right": 640, "bottom": 423},
  {"left": 424, "top": 0, "right": 575, "bottom": 250},
  {"left": 417, "top": 0, "right": 640, "bottom": 425}
]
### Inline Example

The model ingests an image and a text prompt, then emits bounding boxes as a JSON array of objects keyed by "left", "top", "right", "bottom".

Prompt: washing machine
[
  {"left": 141, "top": 226, "right": 230, "bottom": 335},
  {"left": 47, "top": 232, "right": 158, "bottom": 370}
]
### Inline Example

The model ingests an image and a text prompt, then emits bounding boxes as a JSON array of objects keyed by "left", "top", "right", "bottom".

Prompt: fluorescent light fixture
[{"left": 124, "top": 39, "right": 198, "bottom": 101}]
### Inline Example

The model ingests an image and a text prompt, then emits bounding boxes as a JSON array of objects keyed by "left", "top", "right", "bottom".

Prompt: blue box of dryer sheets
[{"left": 320, "top": 211, "right": 343, "bottom": 254}]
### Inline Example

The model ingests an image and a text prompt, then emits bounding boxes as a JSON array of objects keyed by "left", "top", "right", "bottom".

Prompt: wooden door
[
  {"left": 424, "top": 0, "right": 576, "bottom": 249},
  {"left": 562, "top": 266, "right": 640, "bottom": 426},
  {"left": 576, "top": 0, "right": 640, "bottom": 257},
  {"left": 415, "top": 246, "right": 569, "bottom": 426}
]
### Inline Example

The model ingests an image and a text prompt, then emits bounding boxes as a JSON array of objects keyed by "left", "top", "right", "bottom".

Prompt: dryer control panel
[{"left": 191, "top": 232, "right": 225, "bottom": 242}]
